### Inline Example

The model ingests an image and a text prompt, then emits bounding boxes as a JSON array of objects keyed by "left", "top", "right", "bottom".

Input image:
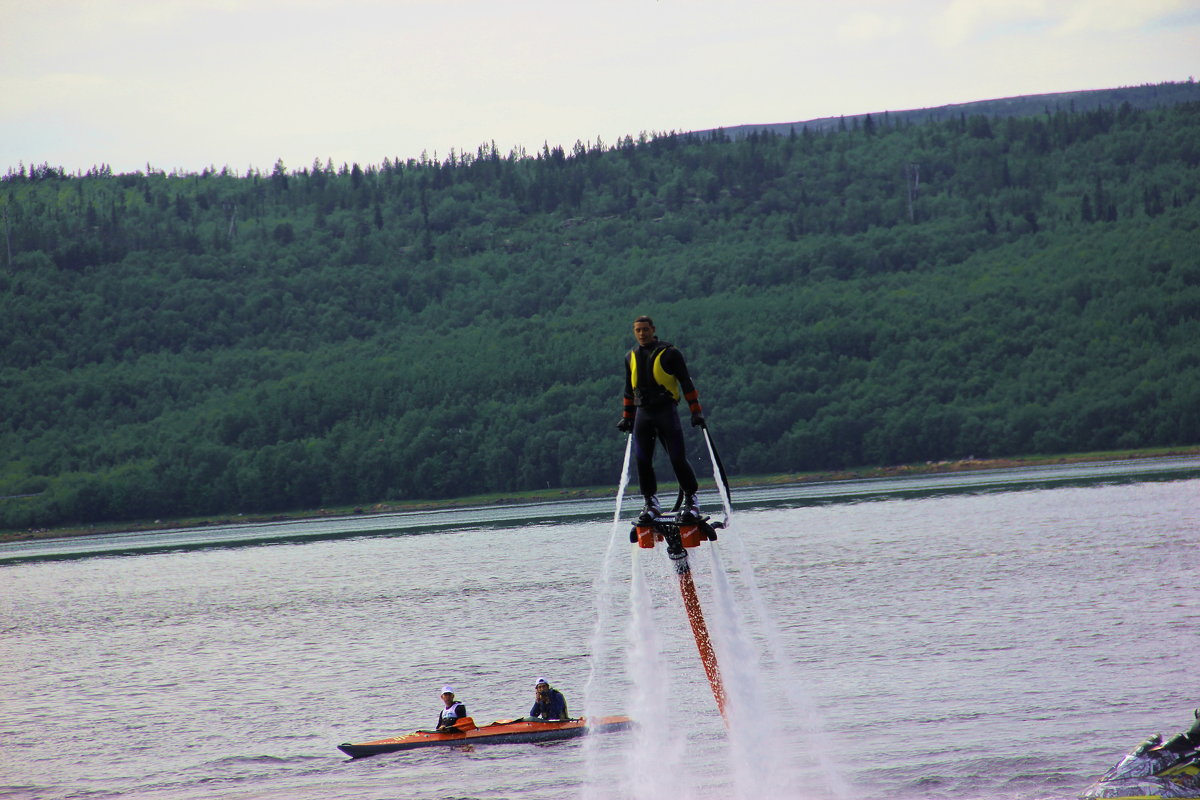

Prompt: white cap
[
  {"left": 441, "top": 685, "right": 454, "bottom": 694},
  {"left": 535, "top": 677, "right": 548, "bottom": 687}
]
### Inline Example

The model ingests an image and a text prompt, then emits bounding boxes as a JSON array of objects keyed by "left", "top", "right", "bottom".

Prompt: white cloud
[
  {"left": 837, "top": 11, "right": 905, "bottom": 44},
  {"left": 929, "top": 0, "right": 1200, "bottom": 46},
  {"left": 1056, "top": 0, "right": 1197, "bottom": 34},
  {"left": 931, "top": 0, "right": 1049, "bottom": 47},
  {"left": 0, "top": 73, "right": 113, "bottom": 114}
]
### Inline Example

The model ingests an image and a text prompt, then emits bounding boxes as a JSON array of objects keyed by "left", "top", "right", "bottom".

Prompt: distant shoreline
[{"left": 3, "top": 445, "right": 1197, "bottom": 545}]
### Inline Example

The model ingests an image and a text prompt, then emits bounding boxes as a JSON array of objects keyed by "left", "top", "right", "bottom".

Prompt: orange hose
[{"left": 675, "top": 561, "right": 728, "bottom": 723}]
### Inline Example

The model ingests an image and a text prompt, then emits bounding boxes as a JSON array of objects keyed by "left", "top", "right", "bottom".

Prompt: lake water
[{"left": 2, "top": 457, "right": 1198, "bottom": 800}]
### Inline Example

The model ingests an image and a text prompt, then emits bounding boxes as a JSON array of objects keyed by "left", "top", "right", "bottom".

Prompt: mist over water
[{"left": 2, "top": 463, "right": 1198, "bottom": 800}]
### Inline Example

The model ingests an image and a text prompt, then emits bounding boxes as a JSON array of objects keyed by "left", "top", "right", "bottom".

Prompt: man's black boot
[
  {"left": 638, "top": 495, "right": 661, "bottom": 524},
  {"left": 679, "top": 493, "right": 700, "bottom": 523}
]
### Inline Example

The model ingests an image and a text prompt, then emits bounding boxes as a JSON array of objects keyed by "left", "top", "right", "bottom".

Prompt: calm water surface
[{"left": 2, "top": 467, "right": 1197, "bottom": 800}]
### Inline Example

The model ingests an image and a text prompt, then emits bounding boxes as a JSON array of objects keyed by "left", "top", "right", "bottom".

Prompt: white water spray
[
  {"left": 621, "top": 549, "right": 690, "bottom": 799},
  {"left": 585, "top": 431, "right": 850, "bottom": 799},
  {"left": 582, "top": 436, "right": 634, "bottom": 796},
  {"left": 700, "top": 430, "right": 851, "bottom": 799}
]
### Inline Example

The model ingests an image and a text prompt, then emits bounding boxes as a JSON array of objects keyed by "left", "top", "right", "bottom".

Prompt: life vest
[
  {"left": 629, "top": 343, "right": 679, "bottom": 406},
  {"left": 440, "top": 702, "right": 465, "bottom": 725}
]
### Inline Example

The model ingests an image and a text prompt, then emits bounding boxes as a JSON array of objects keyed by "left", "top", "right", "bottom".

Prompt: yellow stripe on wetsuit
[{"left": 629, "top": 348, "right": 680, "bottom": 402}]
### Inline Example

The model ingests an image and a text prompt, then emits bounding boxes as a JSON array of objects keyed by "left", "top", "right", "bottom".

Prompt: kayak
[
  {"left": 1081, "top": 734, "right": 1200, "bottom": 799},
  {"left": 338, "top": 715, "right": 633, "bottom": 758}
]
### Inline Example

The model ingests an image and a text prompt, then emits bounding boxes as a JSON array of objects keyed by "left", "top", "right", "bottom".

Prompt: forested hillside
[
  {"left": 718, "top": 79, "right": 1200, "bottom": 137},
  {"left": 3, "top": 92, "right": 1199, "bottom": 530}
]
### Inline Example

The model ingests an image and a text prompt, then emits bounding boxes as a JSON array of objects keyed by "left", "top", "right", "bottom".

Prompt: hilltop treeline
[
  {"left": 2, "top": 97, "right": 1199, "bottom": 530},
  {"left": 720, "top": 79, "right": 1200, "bottom": 137}
]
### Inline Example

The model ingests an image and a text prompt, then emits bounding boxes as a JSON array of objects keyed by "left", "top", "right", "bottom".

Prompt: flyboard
[{"left": 626, "top": 426, "right": 732, "bottom": 723}]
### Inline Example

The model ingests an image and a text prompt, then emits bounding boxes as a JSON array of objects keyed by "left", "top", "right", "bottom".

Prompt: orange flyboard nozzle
[
  {"left": 636, "top": 526, "right": 656, "bottom": 548},
  {"left": 679, "top": 524, "right": 702, "bottom": 548}
]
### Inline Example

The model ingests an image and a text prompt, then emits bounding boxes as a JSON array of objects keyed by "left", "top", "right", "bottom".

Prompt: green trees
[{"left": 2, "top": 94, "right": 1199, "bottom": 530}]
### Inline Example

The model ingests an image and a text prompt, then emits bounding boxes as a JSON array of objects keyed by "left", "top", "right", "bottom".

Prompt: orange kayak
[{"left": 338, "top": 716, "right": 633, "bottom": 758}]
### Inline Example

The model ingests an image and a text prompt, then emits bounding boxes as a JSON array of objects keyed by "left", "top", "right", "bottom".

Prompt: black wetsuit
[
  {"left": 1163, "top": 710, "right": 1200, "bottom": 754},
  {"left": 621, "top": 339, "right": 702, "bottom": 500}
]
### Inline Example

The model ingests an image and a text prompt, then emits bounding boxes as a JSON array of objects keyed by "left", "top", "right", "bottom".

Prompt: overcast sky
[{"left": 3, "top": 0, "right": 1198, "bottom": 176}]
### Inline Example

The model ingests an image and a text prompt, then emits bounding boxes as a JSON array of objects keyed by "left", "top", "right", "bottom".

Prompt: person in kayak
[
  {"left": 435, "top": 686, "right": 468, "bottom": 730},
  {"left": 529, "top": 678, "right": 569, "bottom": 720},
  {"left": 618, "top": 315, "right": 706, "bottom": 524}
]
